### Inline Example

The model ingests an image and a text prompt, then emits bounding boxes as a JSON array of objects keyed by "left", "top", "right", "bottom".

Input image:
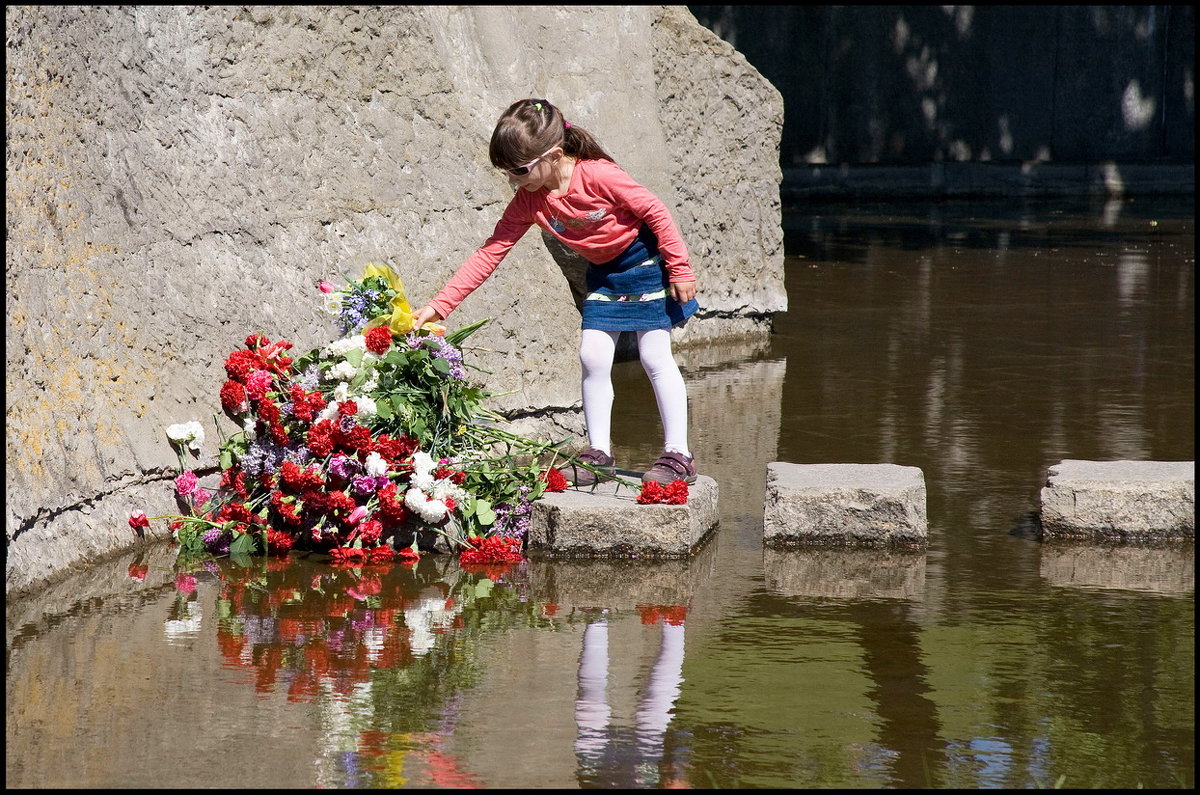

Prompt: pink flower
[
  {"left": 129, "top": 511, "right": 150, "bottom": 535},
  {"left": 192, "top": 488, "right": 212, "bottom": 507},
  {"left": 347, "top": 505, "right": 368, "bottom": 526},
  {"left": 317, "top": 280, "right": 336, "bottom": 293},
  {"left": 174, "top": 573, "right": 197, "bottom": 595},
  {"left": 244, "top": 369, "right": 275, "bottom": 401},
  {"left": 175, "top": 470, "right": 199, "bottom": 498}
]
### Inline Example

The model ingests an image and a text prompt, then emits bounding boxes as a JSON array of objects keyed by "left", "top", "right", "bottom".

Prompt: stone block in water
[
  {"left": 528, "top": 474, "right": 719, "bottom": 558},
  {"left": 1039, "top": 459, "right": 1195, "bottom": 541},
  {"left": 763, "top": 463, "right": 927, "bottom": 548}
]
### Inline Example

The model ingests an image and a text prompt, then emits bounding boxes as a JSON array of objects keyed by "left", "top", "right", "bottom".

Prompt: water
[{"left": 6, "top": 197, "right": 1194, "bottom": 789}]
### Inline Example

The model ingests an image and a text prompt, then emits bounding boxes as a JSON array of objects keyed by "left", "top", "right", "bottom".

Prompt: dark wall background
[{"left": 688, "top": 5, "right": 1194, "bottom": 168}]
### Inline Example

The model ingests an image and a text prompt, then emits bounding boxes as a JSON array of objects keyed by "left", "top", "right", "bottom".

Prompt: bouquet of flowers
[{"left": 137, "top": 263, "right": 610, "bottom": 567}]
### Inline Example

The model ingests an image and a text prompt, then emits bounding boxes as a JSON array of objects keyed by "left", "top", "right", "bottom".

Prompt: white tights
[{"left": 578, "top": 328, "right": 690, "bottom": 458}]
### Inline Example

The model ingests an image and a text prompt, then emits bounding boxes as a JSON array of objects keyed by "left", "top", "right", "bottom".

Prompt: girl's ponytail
[{"left": 562, "top": 122, "right": 615, "bottom": 163}]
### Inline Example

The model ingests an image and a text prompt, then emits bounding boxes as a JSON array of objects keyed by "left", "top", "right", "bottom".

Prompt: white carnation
[
  {"left": 431, "top": 478, "right": 468, "bottom": 505},
  {"left": 166, "top": 420, "right": 205, "bottom": 452},
  {"left": 354, "top": 395, "right": 377, "bottom": 419},
  {"left": 321, "top": 335, "right": 367, "bottom": 358},
  {"left": 364, "top": 451, "right": 388, "bottom": 477},
  {"left": 333, "top": 382, "right": 352, "bottom": 403},
  {"left": 327, "top": 360, "right": 358, "bottom": 382},
  {"left": 405, "top": 488, "right": 448, "bottom": 523},
  {"left": 316, "top": 401, "right": 340, "bottom": 423}
]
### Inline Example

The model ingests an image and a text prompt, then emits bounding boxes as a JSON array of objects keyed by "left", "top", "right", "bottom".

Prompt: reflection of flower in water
[
  {"left": 164, "top": 601, "right": 203, "bottom": 642},
  {"left": 404, "top": 594, "right": 463, "bottom": 656}
]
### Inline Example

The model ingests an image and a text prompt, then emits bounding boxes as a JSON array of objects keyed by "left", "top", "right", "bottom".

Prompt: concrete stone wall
[
  {"left": 690, "top": 5, "right": 1195, "bottom": 197},
  {"left": 5, "top": 5, "right": 785, "bottom": 597}
]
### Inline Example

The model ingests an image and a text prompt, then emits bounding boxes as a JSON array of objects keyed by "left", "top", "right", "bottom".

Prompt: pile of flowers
[{"left": 136, "top": 263, "right": 686, "bottom": 568}]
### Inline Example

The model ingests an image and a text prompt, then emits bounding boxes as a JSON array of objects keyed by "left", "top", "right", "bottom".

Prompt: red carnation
[
  {"left": 364, "top": 325, "right": 393, "bottom": 355},
  {"left": 330, "top": 546, "right": 368, "bottom": 566},
  {"left": 224, "top": 349, "right": 261, "bottom": 382},
  {"left": 540, "top": 467, "right": 568, "bottom": 493},
  {"left": 220, "top": 380, "right": 249, "bottom": 414},
  {"left": 664, "top": 480, "right": 689, "bottom": 504},
  {"left": 397, "top": 545, "right": 421, "bottom": 564},
  {"left": 368, "top": 545, "right": 396, "bottom": 564},
  {"left": 459, "top": 535, "right": 524, "bottom": 564},
  {"left": 637, "top": 479, "right": 689, "bottom": 505},
  {"left": 637, "top": 480, "right": 665, "bottom": 504},
  {"left": 267, "top": 529, "right": 295, "bottom": 555},
  {"left": 358, "top": 519, "right": 383, "bottom": 546}
]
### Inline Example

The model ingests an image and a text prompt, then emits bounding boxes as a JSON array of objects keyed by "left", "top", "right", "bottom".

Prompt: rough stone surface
[
  {"left": 6, "top": 6, "right": 783, "bottom": 596},
  {"left": 529, "top": 474, "right": 719, "bottom": 558},
  {"left": 1039, "top": 459, "right": 1195, "bottom": 541},
  {"left": 763, "top": 463, "right": 928, "bottom": 547}
]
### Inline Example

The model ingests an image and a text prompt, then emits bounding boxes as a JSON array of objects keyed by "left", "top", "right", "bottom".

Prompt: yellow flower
[{"left": 362, "top": 263, "right": 415, "bottom": 334}]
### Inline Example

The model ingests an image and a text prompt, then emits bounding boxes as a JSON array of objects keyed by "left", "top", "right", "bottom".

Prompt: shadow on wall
[{"left": 688, "top": 5, "right": 1195, "bottom": 166}]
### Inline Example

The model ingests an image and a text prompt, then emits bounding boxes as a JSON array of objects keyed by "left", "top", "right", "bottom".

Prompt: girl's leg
[
  {"left": 579, "top": 328, "right": 620, "bottom": 455},
  {"left": 636, "top": 328, "right": 690, "bottom": 457}
]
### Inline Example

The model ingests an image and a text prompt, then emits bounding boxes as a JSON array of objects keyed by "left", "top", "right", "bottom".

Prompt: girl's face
[{"left": 506, "top": 147, "right": 562, "bottom": 191}]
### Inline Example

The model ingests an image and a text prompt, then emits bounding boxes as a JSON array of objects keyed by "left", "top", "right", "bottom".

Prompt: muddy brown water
[{"left": 6, "top": 196, "right": 1193, "bottom": 788}]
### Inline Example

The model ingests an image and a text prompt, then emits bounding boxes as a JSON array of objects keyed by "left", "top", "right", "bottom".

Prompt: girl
[{"left": 412, "top": 98, "right": 699, "bottom": 486}]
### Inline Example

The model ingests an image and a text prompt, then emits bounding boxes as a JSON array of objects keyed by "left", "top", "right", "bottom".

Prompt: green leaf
[
  {"left": 375, "top": 396, "right": 393, "bottom": 420},
  {"left": 475, "top": 498, "right": 496, "bottom": 525},
  {"left": 230, "top": 531, "right": 257, "bottom": 558},
  {"left": 474, "top": 578, "right": 495, "bottom": 599},
  {"left": 344, "top": 348, "right": 364, "bottom": 369},
  {"left": 446, "top": 317, "right": 491, "bottom": 346}
]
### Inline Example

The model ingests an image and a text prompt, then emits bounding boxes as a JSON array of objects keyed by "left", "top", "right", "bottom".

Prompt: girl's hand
[
  {"left": 412, "top": 305, "right": 444, "bottom": 329},
  {"left": 670, "top": 280, "right": 697, "bottom": 304}
]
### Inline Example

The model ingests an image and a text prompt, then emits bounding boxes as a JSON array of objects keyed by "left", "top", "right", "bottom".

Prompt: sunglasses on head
[{"left": 505, "top": 147, "right": 558, "bottom": 177}]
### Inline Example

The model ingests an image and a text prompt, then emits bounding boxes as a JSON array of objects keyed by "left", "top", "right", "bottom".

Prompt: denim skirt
[{"left": 581, "top": 225, "right": 699, "bottom": 331}]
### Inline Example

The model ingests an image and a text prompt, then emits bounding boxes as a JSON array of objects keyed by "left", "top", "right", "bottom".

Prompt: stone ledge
[
  {"left": 763, "top": 463, "right": 928, "bottom": 548},
  {"left": 528, "top": 473, "right": 719, "bottom": 558},
  {"left": 1039, "top": 459, "right": 1195, "bottom": 542}
]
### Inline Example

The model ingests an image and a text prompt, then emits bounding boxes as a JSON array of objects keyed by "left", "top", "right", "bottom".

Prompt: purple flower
[
  {"left": 351, "top": 474, "right": 379, "bottom": 495},
  {"left": 329, "top": 455, "right": 361, "bottom": 480},
  {"left": 202, "top": 528, "right": 230, "bottom": 555}
]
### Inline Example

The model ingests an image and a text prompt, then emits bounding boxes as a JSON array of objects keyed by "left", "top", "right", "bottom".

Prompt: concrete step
[
  {"left": 1039, "top": 459, "right": 1195, "bottom": 541},
  {"left": 528, "top": 472, "right": 719, "bottom": 558},
  {"left": 763, "top": 462, "right": 928, "bottom": 548}
]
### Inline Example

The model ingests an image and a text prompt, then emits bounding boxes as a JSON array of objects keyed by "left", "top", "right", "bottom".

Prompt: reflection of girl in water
[{"left": 573, "top": 606, "right": 691, "bottom": 788}]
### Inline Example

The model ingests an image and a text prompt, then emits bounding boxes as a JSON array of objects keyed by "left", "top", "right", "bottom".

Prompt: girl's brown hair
[{"left": 489, "top": 98, "right": 614, "bottom": 171}]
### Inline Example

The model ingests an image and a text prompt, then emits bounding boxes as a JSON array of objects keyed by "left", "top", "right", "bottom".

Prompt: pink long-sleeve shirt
[{"left": 427, "top": 158, "right": 694, "bottom": 319}]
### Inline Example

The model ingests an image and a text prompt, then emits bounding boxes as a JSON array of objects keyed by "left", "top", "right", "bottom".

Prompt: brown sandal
[
  {"left": 641, "top": 451, "right": 697, "bottom": 484},
  {"left": 557, "top": 447, "right": 616, "bottom": 487}
]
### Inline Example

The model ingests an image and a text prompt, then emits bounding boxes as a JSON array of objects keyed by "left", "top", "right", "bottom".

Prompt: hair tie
[
  {"left": 564, "top": 121, "right": 572, "bottom": 130},
  {"left": 533, "top": 101, "right": 542, "bottom": 111}
]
